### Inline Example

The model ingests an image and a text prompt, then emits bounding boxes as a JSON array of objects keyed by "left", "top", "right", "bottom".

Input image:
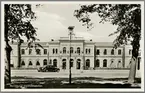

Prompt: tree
[
  {"left": 74, "top": 4, "right": 141, "bottom": 83},
  {"left": 4, "top": 4, "right": 38, "bottom": 86}
]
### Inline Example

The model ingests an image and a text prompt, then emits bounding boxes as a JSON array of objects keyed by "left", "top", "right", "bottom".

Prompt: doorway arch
[
  {"left": 62, "top": 59, "right": 66, "bottom": 69},
  {"left": 76, "top": 59, "right": 81, "bottom": 69}
]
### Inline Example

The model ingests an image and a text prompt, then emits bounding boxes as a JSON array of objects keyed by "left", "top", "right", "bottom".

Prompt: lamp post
[{"left": 68, "top": 26, "right": 75, "bottom": 84}]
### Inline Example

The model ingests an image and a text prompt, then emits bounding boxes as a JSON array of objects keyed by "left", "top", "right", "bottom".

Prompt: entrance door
[
  {"left": 53, "top": 59, "right": 57, "bottom": 67},
  {"left": 62, "top": 59, "right": 66, "bottom": 69},
  {"left": 76, "top": 59, "right": 81, "bottom": 69},
  {"left": 86, "top": 59, "right": 90, "bottom": 70}
]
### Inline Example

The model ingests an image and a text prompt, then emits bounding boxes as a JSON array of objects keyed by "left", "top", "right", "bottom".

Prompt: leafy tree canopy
[
  {"left": 74, "top": 4, "right": 141, "bottom": 58},
  {"left": 5, "top": 4, "right": 41, "bottom": 48}
]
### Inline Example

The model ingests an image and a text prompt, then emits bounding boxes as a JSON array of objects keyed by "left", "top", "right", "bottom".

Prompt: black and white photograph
[{"left": 1, "top": 1, "right": 144, "bottom": 92}]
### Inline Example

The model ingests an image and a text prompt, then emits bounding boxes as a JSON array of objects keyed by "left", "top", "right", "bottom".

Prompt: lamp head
[{"left": 68, "top": 26, "right": 75, "bottom": 31}]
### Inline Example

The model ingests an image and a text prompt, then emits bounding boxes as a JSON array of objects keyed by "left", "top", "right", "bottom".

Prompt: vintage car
[{"left": 37, "top": 65, "right": 60, "bottom": 72}]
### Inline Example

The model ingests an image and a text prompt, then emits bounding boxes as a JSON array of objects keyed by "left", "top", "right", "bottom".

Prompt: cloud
[
  {"left": 31, "top": 11, "right": 67, "bottom": 41},
  {"left": 30, "top": 4, "right": 118, "bottom": 42},
  {"left": 75, "top": 31, "right": 94, "bottom": 40}
]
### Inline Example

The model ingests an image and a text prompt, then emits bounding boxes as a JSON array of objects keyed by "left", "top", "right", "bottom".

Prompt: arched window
[
  {"left": 70, "top": 47, "right": 73, "bottom": 53},
  {"left": 29, "top": 61, "right": 33, "bottom": 66},
  {"left": 53, "top": 49, "right": 55, "bottom": 54},
  {"left": 21, "top": 60, "right": 25, "bottom": 66},
  {"left": 63, "top": 47, "right": 66, "bottom": 54},
  {"left": 76, "top": 59, "right": 81, "bottom": 69},
  {"left": 104, "top": 49, "right": 107, "bottom": 55},
  {"left": 95, "top": 59, "right": 100, "bottom": 67},
  {"left": 118, "top": 49, "right": 121, "bottom": 55},
  {"left": 43, "top": 59, "right": 47, "bottom": 65},
  {"left": 111, "top": 49, "right": 114, "bottom": 55},
  {"left": 56, "top": 49, "right": 58, "bottom": 54},
  {"left": 86, "top": 59, "right": 90, "bottom": 68},
  {"left": 103, "top": 59, "right": 107, "bottom": 67},
  {"left": 86, "top": 49, "right": 88, "bottom": 54},
  {"left": 36, "top": 49, "right": 41, "bottom": 55},
  {"left": 88, "top": 49, "right": 90, "bottom": 54},
  {"left": 29, "top": 49, "right": 32, "bottom": 55},
  {"left": 70, "top": 59, "right": 74, "bottom": 67},
  {"left": 21, "top": 49, "right": 25, "bottom": 55},
  {"left": 36, "top": 61, "right": 40, "bottom": 66},
  {"left": 96, "top": 49, "right": 100, "bottom": 55},
  {"left": 77, "top": 47, "right": 80, "bottom": 54},
  {"left": 62, "top": 59, "right": 66, "bottom": 69},
  {"left": 44, "top": 49, "right": 47, "bottom": 54},
  {"left": 53, "top": 59, "right": 57, "bottom": 67}
]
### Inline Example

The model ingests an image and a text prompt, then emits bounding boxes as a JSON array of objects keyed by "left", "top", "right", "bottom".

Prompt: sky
[{"left": 31, "top": 3, "right": 118, "bottom": 42}]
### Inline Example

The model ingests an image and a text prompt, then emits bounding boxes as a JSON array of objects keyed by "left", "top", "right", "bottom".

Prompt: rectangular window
[
  {"left": 21, "top": 49, "right": 25, "bottom": 55},
  {"left": 111, "top": 49, "right": 114, "bottom": 55},
  {"left": 118, "top": 49, "right": 121, "bottom": 55},
  {"left": 104, "top": 49, "right": 107, "bottom": 55},
  {"left": 71, "top": 62, "right": 73, "bottom": 67},
  {"left": 96, "top": 49, "right": 100, "bottom": 55},
  {"left": 29, "top": 49, "right": 32, "bottom": 55},
  {"left": 44, "top": 49, "right": 47, "bottom": 54},
  {"left": 36, "top": 49, "right": 41, "bottom": 55}
]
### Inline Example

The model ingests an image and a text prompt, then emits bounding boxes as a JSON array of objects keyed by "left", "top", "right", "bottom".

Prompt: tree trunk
[
  {"left": 4, "top": 4, "right": 13, "bottom": 86},
  {"left": 5, "top": 41, "right": 12, "bottom": 85},
  {"left": 128, "top": 56, "right": 137, "bottom": 83},
  {"left": 128, "top": 37, "right": 140, "bottom": 84}
]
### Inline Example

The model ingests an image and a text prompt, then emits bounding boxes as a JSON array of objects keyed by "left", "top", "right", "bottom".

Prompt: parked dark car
[{"left": 37, "top": 65, "right": 60, "bottom": 72}]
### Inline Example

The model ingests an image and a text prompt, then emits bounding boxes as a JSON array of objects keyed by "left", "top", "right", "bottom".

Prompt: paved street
[{"left": 11, "top": 69, "right": 141, "bottom": 78}]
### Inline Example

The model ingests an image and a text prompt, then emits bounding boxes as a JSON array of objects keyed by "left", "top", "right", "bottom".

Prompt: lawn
[{"left": 6, "top": 77, "right": 141, "bottom": 89}]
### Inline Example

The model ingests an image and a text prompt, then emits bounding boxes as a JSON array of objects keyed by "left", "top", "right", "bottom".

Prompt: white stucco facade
[{"left": 10, "top": 36, "right": 141, "bottom": 71}]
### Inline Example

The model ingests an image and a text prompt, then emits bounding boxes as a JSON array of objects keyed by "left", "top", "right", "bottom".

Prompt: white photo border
[{"left": 0, "top": 0, "right": 144, "bottom": 92}]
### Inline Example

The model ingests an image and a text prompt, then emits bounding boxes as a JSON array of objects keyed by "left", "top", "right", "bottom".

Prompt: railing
[{"left": 60, "top": 37, "right": 84, "bottom": 40}]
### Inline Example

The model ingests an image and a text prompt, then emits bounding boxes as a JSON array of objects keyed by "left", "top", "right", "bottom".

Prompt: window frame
[
  {"left": 118, "top": 49, "right": 122, "bottom": 55},
  {"left": 111, "top": 49, "right": 114, "bottom": 55},
  {"left": 77, "top": 47, "right": 80, "bottom": 54},
  {"left": 63, "top": 47, "right": 66, "bottom": 54},
  {"left": 96, "top": 49, "right": 100, "bottom": 55},
  {"left": 70, "top": 47, "right": 73, "bottom": 54},
  {"left": 43, "top": 59, "right": 47, "bottom": 65},
  {"left": 103, "top": 59, "right": 107, "bottom": 67},
  {"left": 36, "top": 49, "right": 41, "bottom": 55},
  {"left": 21, "top": 49, "right": 25, "bottom": 55},
  {"left": 44, "top": 49, "right": 47, "bottom": 55},
  {"left": 104, "top": 49, "right": 107, "bottom": 55}
]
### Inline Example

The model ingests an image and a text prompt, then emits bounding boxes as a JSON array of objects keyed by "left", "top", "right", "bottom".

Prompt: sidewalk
[{"left": 11, "top": 69, "right": 141, "bottom": 78}]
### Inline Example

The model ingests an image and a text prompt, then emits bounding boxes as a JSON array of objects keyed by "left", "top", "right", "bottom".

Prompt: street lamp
[{"left": 68, "top": 26, "right": 75, "bottom": 84}]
